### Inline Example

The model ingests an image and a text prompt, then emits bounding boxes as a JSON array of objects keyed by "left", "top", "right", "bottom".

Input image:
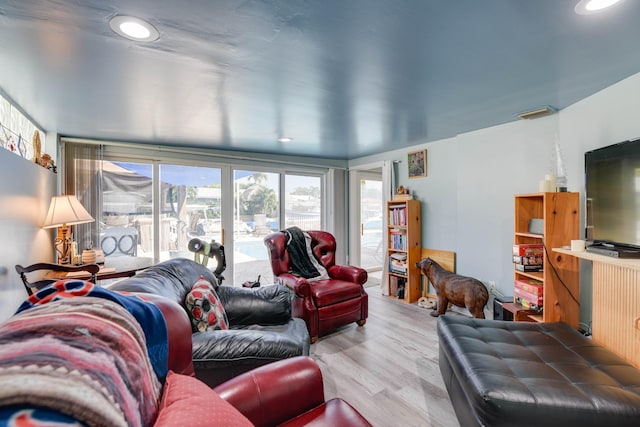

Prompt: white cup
[{"left": 571, "top": 239, "right": 586, "bottom": 252}]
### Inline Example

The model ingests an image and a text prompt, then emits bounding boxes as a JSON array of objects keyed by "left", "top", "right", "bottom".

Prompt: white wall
[
  {"left": 0, "top": 148, "right": 56, "bottom": 321},
  {"left": 350, "top": 71, "right": 640, "bottom": 326}
]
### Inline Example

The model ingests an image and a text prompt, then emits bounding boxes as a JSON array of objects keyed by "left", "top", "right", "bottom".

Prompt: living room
[{"left": 2, "top": 1, "right": 640, "bottom": 426}]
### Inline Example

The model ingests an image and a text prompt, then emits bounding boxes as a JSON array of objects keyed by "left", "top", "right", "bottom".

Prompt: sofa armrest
[
  {"left": 217, "top": 284, "right": 292, "bottom": 325},
  {"left": 328, "top": 264, "right": 368, "bottom": 285},
  {"left": 276, "top": 273, "right": 311, "bottom": 298},
  {"left": 213, "top": 356, "right": 325, "bottom": 427},
  {"left": 135, "top": 292, "right": 195, "bottom": 377}
]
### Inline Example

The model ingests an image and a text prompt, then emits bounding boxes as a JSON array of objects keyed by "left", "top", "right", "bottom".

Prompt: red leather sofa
[
  {"left": 264, "top": 230, "right": 369, "bottom": 342},
  {"left": 214, "top": 355, "right": 372, "bottom": 427},
  {"left": 152, "top": 287, "right": 372, "bottom": 426},
  {"left": 154, "top": 291, "right": 372, "bottom": 426}
]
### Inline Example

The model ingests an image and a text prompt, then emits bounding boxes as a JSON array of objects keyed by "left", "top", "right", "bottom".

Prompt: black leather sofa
[
  {"left": 110, "top": 258, "right": 310, "bottom": 387},
  {"left": 437, "top": 315, "right": 640, "bottom": 427}
]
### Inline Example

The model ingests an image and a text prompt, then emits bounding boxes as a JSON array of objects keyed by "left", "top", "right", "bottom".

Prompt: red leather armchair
[
  {"left": 264, "top": 230, "right": 368, "bottom": 343},
  {"left": 214, "top": 356, "right": 372, "bottom": 427},
  {"left": 152, "top": 290, "right": 372, "bottom": 426}
]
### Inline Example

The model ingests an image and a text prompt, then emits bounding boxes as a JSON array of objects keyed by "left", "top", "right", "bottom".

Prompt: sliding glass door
[
  {"left": 231, "top": 171, "right": 322, "bottom": 285},
  {"left": 67, "top": 141, "right": 326, "bottom": 287},
  {"left": 232, "top": 170, "right": 279, "bottom": 286},
  {"left": 158, "top": 164, "right": 223, "bottom": 266},
  {"left": 97, "top": 162, "right": 225, "bottom": 271}
]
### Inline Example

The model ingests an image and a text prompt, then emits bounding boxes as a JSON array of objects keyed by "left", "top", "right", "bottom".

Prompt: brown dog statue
[{"left": 416, "top": 258, "right": 489, "bottom": 318}]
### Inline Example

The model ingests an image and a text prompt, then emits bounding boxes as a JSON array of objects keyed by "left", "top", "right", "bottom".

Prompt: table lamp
[{"left": 42, "top": 195, "right": 95, "bottom": 264}]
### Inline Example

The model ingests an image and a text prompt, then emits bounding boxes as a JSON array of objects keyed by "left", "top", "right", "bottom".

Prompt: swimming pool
[{"left": 234, "top": 238, "right": 269, "bottom": 260}]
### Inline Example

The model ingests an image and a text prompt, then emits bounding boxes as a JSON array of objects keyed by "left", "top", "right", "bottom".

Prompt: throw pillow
[
  {"left": 184, "top": 276, "right": 229, "bottom": 332},
  {"left": 154, "top": 371, "right": 252, "bottom": 427}
]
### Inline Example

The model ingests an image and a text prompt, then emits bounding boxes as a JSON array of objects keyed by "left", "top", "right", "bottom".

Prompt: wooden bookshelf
[
  {"left": 513, "top": 192, "right": 580, "bottom": 328},
  {"left": 386, "top": 199, "right": 421, "bottom": 303}
]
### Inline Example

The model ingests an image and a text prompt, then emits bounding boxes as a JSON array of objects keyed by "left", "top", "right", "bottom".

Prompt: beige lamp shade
[{"left": 43, "top": 195, "right": 94, "bottom": 228}]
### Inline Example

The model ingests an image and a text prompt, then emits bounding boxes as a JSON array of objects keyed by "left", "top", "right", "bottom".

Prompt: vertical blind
[{"left": 62, "top": 142, "right": 103, "bottom": 252}]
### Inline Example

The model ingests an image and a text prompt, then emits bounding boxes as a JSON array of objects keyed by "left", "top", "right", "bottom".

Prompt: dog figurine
[{"left": 416, "top": 258, "right": 489, "bottom": 319}]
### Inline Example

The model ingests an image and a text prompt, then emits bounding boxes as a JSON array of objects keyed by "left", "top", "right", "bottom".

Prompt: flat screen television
[{"left": 585, "top": 138, "right": 640, "bottom": 251}]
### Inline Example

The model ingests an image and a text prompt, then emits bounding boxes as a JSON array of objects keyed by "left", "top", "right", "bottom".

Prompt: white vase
[{"left": 82, "top": 249, "right": 97, "bottom": 265}]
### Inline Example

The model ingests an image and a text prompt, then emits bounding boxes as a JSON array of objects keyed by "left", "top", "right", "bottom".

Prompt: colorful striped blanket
[{"left": 0, "top": 280, "right": 168, "bottom": 427}]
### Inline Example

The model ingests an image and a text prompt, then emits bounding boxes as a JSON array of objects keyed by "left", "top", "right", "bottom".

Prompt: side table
[{"left": 47, "top": 257, "right": 153, "bottom": 283}]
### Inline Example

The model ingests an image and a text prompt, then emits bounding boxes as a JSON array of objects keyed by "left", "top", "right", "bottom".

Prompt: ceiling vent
[{"left": 515, "top": 106, "right": 556, "bottom": 120}]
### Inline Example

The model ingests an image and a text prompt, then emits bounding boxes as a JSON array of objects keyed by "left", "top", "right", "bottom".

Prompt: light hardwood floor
[{"left": 309, "top": 287, "right": 460, "bottom": 427}]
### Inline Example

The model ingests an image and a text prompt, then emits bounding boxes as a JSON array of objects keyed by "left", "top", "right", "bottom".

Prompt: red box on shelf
[
  {"left": 514, "top": 279, "right": 543, "bottom": 296},
  {"left": 514, "top": 286, "right": 543, "bottom": 307},
  {"left": 512, "top": 244, "right": 543, "bottom": 257},
  {"left": 512, "top": 255, "right": 543, "bottom": 265}
]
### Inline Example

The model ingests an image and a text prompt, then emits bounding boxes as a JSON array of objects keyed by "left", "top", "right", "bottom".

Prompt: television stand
[{"left": 586, "top": 242, "right": 640, "bottom": 259}]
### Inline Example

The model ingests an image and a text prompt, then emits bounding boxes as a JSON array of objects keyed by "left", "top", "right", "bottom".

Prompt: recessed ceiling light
[
  {"left": 277, "top": 137, "right": 294, "bottom": 143},
  {"left": 575, "top": 0, "right": 625, "bottom": 15},
  {"left": 109, "top": 15, "right": 159, "bottom": 42}
]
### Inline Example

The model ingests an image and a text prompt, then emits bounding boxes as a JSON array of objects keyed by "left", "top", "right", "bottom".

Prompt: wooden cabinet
[
  {"left": 553, "top": 248, "right": 640, "bottom": 368},
  {"left": 513, "top": 192, "right": 580, "bottom": 327},
  {"left": 387, "top": 199, "right": 421, "bottom": 303}
]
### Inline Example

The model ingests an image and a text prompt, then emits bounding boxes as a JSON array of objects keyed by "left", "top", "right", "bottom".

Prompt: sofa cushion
[
  {"left": 185, "top": 276, "right": 229, "bottom": 332},
  {"left": 155, "top": 371, "right": 252, "bottom": 427},
  {"left": 311, "top": 279, "right": 364, "bottom": 307}
]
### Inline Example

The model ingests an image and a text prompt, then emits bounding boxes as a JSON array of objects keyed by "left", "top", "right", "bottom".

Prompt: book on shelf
[
  {"left": 514, "top": 264, "right": 543, "bottom": 272},
  {"left": 389, "top": 233, "right": 407, "bottom": 250},
  {"left": 512, "top": 255, "right": 543, "bottom": 265},
  {"left": 389, "top": 206, "right": 407, "bottom": 226},
  {"left": 389, "top": 275, "right": 398, "bottom": 296},
  {"left": 389, "top": 262, "right": 407, "bottom": 274},
  {"left": 389, "top": 253, "right": 407, "bottom": 274},
  {"left": 514, "top": 296, "right": 542, "bottom": 310},
  {"left": 514, "top": 279, "right": 543, "bottom": 296},
  {"left": 389, "top": 275, "right": 406, "bottom": 298},
  {"left": 512, "top": 244, "right": 543, "bottom": 257},
  {"left": 514, "top": 286, "right": 543, "bottom": 308}
]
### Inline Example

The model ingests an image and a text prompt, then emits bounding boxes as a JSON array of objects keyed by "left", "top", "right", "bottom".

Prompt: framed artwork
[{"left": 407, "top": 149, "right": 427, "bottom": 178}]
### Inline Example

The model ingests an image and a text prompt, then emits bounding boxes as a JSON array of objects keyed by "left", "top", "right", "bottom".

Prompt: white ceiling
[{"left": 1, "top": 0, "right": 639, "bottom": 160}]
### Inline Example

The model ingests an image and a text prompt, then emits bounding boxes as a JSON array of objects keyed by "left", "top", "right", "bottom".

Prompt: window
[{"left": 63, "top": 140, "right": 329, "bottom": 286}]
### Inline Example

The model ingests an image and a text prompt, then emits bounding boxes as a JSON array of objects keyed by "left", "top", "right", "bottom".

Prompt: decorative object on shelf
[
  {"left": 82, "top": 248, "right": 97, "bottom": 264},
  {"left": 42, "top": 195, "right": 95, "bottom": 265},
  {"left": 553, "top": 135, "right": 567, "bottom": 191},
  {"left": 393, "top": 185, "right": 413, "bottom": 200},
  {"left": 32, "top": 130, "right": 56, "bottom": 172},
  {"left": 32, "top": 129, "right": 41, "bottom": 163},
  {"left": 407, "top": 149, "right": 427, "bottom": 178},
  {"left": 37, "top": 153, "right": 57, "bottom": 172},
  {"left": 570, "top": 239, "right": 586, "bottom": 252}
]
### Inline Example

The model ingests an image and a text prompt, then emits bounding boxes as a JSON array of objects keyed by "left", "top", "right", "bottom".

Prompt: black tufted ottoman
[{"left": 437, "top": 316, "right": 640, "bottom": 427}]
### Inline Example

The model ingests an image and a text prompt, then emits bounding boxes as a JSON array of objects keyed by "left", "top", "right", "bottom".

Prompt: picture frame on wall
[{"left": 408, "top": 149, "right": 427, "bottom": 178}]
